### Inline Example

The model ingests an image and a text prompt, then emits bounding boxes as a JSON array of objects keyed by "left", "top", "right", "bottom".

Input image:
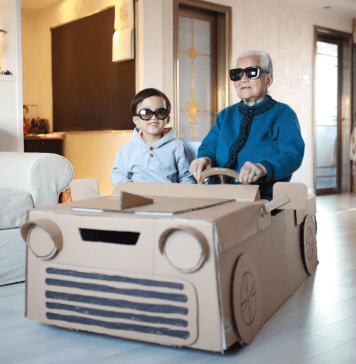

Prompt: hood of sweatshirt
[{"left": 131, "top": 127, "right": 177, "bottom": 149}]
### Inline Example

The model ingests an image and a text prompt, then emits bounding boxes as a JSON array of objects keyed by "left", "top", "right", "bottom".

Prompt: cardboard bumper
[{"left": 22, "top": 182, "right": 317, "bottom": 352}]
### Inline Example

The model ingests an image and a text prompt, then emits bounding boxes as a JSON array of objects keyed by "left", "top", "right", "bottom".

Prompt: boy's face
[{"left": 133, "top": 96, "right": 169, "bottom": 139}]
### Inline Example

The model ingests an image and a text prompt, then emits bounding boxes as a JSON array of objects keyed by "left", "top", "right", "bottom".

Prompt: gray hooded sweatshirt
[{"left": 110, "top": 128, "right": 196, "bottom": 185}]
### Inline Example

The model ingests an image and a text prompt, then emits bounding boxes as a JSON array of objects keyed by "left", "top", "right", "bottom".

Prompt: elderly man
[{"left": 189, "top": 50, "right": 304, "bottom": 200}]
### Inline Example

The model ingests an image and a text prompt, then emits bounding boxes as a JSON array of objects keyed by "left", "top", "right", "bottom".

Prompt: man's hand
[
  {"left": 239, "top": 161, "right": 267, "bottom": 184},
  {"left": 189, "top": 157, "right": 212, "bottom": 183}
]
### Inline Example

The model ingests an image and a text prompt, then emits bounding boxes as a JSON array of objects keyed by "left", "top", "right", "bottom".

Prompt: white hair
[{"left": 235, "top": 50, "right": 273, "bottom": 79}]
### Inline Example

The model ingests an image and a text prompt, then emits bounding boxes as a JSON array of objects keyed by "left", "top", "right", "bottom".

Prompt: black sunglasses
[
  {"left": 137, "top": 108, "right": 169, "bottom": 120},
  {"left": 229, "top": 66, "right": 269, "bottom": 81}
]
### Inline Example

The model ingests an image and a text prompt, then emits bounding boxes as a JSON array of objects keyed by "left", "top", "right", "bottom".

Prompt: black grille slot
[
  {"left": 79, "top": 228, "right": 139, "bottom": 245},
  {"left": 45, "top": 267, "right": 194, "bottom": 342}
]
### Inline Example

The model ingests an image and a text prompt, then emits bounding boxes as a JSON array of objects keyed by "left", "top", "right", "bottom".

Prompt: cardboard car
[{"left": 21, "top": 169, "right": 318, "bottom": 353}]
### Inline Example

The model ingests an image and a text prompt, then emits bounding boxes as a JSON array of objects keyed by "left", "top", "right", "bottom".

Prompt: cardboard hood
[
  {"left": 112, "top": 182, "right": 261, "bottom": 201},
  {"left": 22, "top": 181, "right": 318, "bottom": 353}
]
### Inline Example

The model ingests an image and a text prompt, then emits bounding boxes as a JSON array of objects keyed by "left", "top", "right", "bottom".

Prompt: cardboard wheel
[
  {"left": 350, "top": 127, "right": 356, "bottom": 162},
  {"left": 302, "top": 214, "right": 318, "bottom": 274},
  {"left": 232, "top": 253, "right": 262, "bottom": 345}
]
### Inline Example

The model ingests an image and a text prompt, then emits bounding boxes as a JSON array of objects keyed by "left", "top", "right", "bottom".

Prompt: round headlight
[
  {"left": 159, "top": 226, "right": 209, "bottom": 273},
  {"left": 21, "top": 219, "right": 62, "bottom": 260}
]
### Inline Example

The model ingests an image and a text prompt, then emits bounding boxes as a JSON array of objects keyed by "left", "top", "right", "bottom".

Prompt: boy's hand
[
  {"left": 189, "top": 157, "right": 212, "bottom": 183},
  {"left": 239, "top": 162, "right": 267, "bottom": 184}
]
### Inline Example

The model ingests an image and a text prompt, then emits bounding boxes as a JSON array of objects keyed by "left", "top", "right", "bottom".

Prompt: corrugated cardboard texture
[
  {"left": 232, "top": 253, "right": 262, "bottom": 344},
  {"left": 217, "top": 211, "right": 291, "bottom": 347},
  {"left": 34, "top": 263, "right": 198, "bottom": 346},
  {"left": 302, "top": 214, "right": 318, "bottom": 274},
  {"left": 71, "top": 195, "right": 234, "bottom": 215},
  {"left": 25, "top": 211, "right": 224, "bottom": 352},
  {"left": 295, "top": 195, "right": 317, "bottom": 226},
  {"left": 273, "top": 182, "right": 308, "bottom": 210},
  {"left": 213, "top": 202, "right": 272, "bottom": 251},
  {"left": 120, "top": 191, "right": 154, "bottom": 209},
  {"left": 24, "top": 183, "right": 317, "bottom": 352}
]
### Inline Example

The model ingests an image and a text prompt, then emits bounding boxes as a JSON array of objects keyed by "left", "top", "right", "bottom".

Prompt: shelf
[
  {"left": 25, "top": 133, "right": 66, "bottom": 140},
  {"left": 0, "top": 75, "right": 17, "bottom": 82}
]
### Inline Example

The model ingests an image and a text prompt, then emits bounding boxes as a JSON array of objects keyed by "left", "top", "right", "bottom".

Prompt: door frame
[
  {"left": 313, "top": 25, "right": 353, "bottom": 195},
  {"left": 173, "top": 0, "right": 232, "bottom": 137}
]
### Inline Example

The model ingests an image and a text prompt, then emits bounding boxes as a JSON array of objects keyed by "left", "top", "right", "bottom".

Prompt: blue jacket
[
  {"left": 197, "top": 95, "right": 305, "bottom": 199},
  {"left": 110, "top": 128, "right": 196, "bottom": 185}
]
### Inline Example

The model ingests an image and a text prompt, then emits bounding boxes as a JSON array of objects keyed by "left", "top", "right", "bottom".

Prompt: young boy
[{"left": 110, "top": 88, "right": 196, "bottom": 185}]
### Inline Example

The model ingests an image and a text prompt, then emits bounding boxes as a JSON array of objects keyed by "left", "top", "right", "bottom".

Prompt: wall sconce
[{"left": 112, "top": 0, "right": 134, "bottom": 62}]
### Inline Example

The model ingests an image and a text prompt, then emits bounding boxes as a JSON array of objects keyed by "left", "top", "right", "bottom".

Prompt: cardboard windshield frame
[
  {"left": 22, "top": 181, "right": 318, "bottom": 352},
  {"left": 112, "top": 182, "right": 261, "bottom": 201}
]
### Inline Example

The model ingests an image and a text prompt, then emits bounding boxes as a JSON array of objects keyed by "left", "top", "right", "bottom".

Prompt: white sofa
[{"left": 0, "top": 152, "right": 74, "bottom": 286}]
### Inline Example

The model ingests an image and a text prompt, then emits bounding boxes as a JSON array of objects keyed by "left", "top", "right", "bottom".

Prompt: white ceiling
[
  {"left": 278, "top": 0, "right": 356, "bottom": 16},
  {"left": 21, "top": 0, "right": 356, "bottom": 17}
]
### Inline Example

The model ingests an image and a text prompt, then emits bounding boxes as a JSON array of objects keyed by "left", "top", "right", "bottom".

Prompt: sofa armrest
[
  {"left": 69, "top": 178, "right": 100, "bottom": 201},
  {"left": 0, "top": 152, "right": 74, "bottom": 207}
]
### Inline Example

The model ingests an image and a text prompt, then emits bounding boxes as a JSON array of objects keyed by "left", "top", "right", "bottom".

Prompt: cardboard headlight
[
  {"left": 159, "top": 226, "right": 209, "bottom": 273},
  {"left": 21, "top": 219, "right": 62, "bottom": 260}
]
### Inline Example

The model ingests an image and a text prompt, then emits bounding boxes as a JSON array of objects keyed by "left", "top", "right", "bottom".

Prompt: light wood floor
[{"left": 1, "top": 194, "right": 356, "bottom": 364}]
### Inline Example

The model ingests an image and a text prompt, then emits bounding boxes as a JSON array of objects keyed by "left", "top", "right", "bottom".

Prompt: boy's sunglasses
[
  {"left": 138, "top": 108, "right": 169, "bottom": 120},
  {"left": 229, "top": 66, "right": 269, "bottom": 81}
]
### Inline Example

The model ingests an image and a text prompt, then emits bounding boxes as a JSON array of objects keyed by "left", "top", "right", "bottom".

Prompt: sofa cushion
[{"left": 0, "top": 188, "right": 34, "bottom": 229}]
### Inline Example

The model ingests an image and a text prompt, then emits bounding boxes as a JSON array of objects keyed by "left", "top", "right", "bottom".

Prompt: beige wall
[
  {"left": 21, "top": 0, "right": 354, "bottom": 195},
  {"left": 63, "top": 131, "right": 132, "bottom": 196},
  {"left": 21, "top": 9, "right": 40, "bottom": 108},
  {"left": 0, "top": 0, "right": 23, "bottom": 152}
]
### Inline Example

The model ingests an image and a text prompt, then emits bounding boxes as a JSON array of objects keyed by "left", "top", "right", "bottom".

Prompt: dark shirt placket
[
  {"left": 224, "top": 108, "right": 254, "bottom": 172},
  {"left": 218, "top": 97, "right": 277, "bottom": 185}
]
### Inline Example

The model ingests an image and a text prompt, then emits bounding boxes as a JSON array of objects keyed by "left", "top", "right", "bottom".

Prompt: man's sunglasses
[
  {"left": 229, "top": 66, "right": 269, "bottom": 81},
  {"left": 137, "top": 108, "right": 169, "bottom": 120}
]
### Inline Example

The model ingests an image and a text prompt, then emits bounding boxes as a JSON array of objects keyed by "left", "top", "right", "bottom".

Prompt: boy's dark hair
[{"left": 130, "top": 88, "right": 171, "bottom": 116}]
